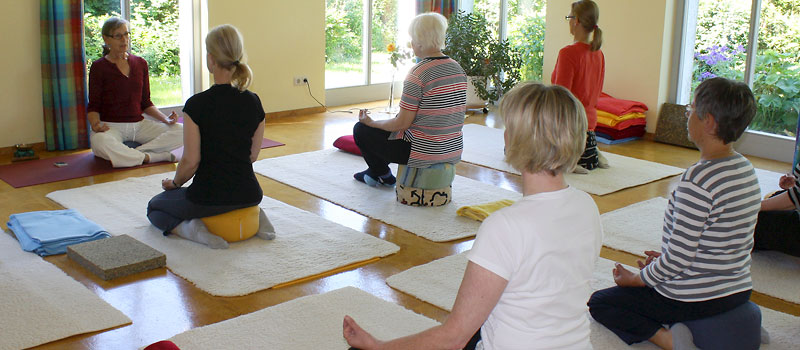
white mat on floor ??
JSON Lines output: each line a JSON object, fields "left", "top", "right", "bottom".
{"left": 0, "top": 232, "right": 130, "bottom": 350}
{"left": 46, "top": 173, "right": 399, "bottom": 297}
{"left": 460, "top": 124, "right": 684, "bottom": 195}
{"left": 601, "top": 197, "right": 800, "bottom": 304}
{"left": 164, "top": 286, "right": 439, "bottom": 349}
{"left": 253, "top": 149, "right": 522, "bottom": 242}
{"left": 756, "top": 167, "right": 788, "bottom": 198}
{"left": 387, "top": 252, "right": 800, "bottom": 349}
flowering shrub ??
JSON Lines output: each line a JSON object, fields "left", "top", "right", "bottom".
{"left": 692, "top": 0, "right": 800, "bottom": 136}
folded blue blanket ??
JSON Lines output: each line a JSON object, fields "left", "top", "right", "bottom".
{"left": 8, "top": 209, "right": 110, "bottom": 256}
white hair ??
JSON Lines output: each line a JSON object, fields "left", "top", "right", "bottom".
{"left": 409, "top": 12, "right": 448, "bottom": 51}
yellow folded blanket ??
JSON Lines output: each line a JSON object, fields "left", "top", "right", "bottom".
{"left": 456, "top": 199, "right": 515, "bottom": 222}
{"left": 597, "top": 110, "right": 645, "bottom": 127}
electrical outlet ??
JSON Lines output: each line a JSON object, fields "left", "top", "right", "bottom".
{"left": 294, "top": 76, "right": 307, "bottom": 86}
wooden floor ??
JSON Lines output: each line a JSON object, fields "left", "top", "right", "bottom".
{"left": 2, "top": 101, "right": 797, "bottom": 350}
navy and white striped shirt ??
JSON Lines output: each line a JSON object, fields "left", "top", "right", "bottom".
{"left": 788, "top": 162, "right": 800, "bottom": 212}
{"left": 641, "top": 153, "right": 761, "bottom": 302}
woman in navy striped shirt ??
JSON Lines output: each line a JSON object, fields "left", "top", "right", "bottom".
{"left": 754, "top": 162, "right": 800, "bottom": 256}
{"left": 588, "top": 77, "right": 761, "bottom": 349}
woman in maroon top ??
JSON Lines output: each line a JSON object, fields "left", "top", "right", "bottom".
{"left": 87, "top": 17, "right": 183, "bottom": 168}
{"left": 551, "top": 0, "right": 607, "bottom": 173}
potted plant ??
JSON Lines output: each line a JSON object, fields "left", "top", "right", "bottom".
{"left": 444, "top": 11, "right": 522, "bottom": 108}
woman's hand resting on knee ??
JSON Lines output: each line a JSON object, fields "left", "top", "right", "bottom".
{"left": 162, "top": 178, "right": 181, "bottom": 191}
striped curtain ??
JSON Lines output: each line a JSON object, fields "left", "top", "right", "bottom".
{"left": 41, "top": 0, "right": 89, "bottom": 150}
{"left": 416, "top": 0, "right": 458, "bottom": 18}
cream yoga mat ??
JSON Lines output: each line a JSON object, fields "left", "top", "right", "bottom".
{"left": 253, "top": 149, "right": 522, "bottom": 242}
{"left": 387, "top": 253, "right": 800, "bottom": 349}
{"left": 460, "top": 124, "right": 684, "bottom": 195}
{"left": 601, "top": 197, "right": 800, "bottom": 304}
{"left": 163, "top": 286, "right": 439, "bottom": 349}
{"left": 756, "top": 167, "right": 790, "bottom": 198}
{"left": 46, "top": 173, "right": 399, "bottom": 296}
{"left": 0, "top": 232, "right": 130, "bottom": 350}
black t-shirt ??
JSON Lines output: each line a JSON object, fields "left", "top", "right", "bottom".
{"left": 183, "top": 84, "right": 265, "bottom": 205}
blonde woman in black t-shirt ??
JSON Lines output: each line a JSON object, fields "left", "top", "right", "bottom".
{"left": 147, "top": 24, "right": 274, "bottom": 249}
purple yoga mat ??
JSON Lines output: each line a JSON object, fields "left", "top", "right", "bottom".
{"left": 0, "top": 138, "right": 284, "bottom": 188}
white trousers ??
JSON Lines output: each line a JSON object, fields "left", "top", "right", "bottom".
{"left": 90, "top": 119, "right": 183, "bottom": 168}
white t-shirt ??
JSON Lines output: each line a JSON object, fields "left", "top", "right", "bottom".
{"left": 468, "top": 186, "right": 603, "bottom": 350}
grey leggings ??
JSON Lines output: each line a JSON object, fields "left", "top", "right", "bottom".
{"left": 147, "top": 188, "right": 260, "bottom": 235}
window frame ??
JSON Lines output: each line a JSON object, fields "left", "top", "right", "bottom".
{"left": 673, "top": 0, "right": 795, "bottom": 163}
{"left": 324, "top": 0, "right": 415, "bottom": 106}
{"left": 91, "top": 0, "right": 203, "bottom": 114}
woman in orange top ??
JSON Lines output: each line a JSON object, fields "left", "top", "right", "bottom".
{"left": 551, "top": 0, "right": 605, "bottom": 173}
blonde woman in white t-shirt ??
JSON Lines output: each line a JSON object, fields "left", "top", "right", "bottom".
{"left": 342, "top": 83, "right": 603, "bottom": 350}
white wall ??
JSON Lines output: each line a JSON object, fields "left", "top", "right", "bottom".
{"left": 0, "top": 1, "right": 44, "bottom": 148}
{"left": 206, "top": 0, "right": 325, "bottom": 113}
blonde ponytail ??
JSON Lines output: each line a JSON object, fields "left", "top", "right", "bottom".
{"left": 572, "top": 0, "right": 602, "bottom": 51}
{"left": 591, "top": 27, "right": 603, "bottom": 52}
{"left": 206, "top": 24, "right": 253, "bottom": 91}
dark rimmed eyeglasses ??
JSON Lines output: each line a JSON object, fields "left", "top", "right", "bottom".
{"left": 565, "top": 15, "right": 576, "bottom": 20}
{"left": 105, "top": 32, "right": 130, "bottom": 40}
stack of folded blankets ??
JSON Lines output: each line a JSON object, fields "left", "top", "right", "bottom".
{"left": 595, "top": 92, "right": 648, "bottom": 144}
{"left": 7, "top": 209, "right": 110, "bottom": 256}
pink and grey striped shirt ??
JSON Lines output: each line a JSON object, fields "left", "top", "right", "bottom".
{"left": 391, "top": 56, "right": 467, "bottom": 168}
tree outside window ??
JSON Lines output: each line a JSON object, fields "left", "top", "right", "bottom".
{"left": 84, "top": 0, "right": 182, "bottom": 107}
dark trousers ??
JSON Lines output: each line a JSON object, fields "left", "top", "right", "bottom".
{"left": 352, "top": 122, "right": 410, "bottom": 177}
{"left": 147, "top": 188, "right": 259, "bottom": 234}
{"left": 464, "top": 328, "right": 481, "bottom": 350}
{"left": 588, "top": 286, "right": 751, "bottom": 345}
{"left": 579, "top": 131, "right": 599, "bottom": 170}
{"left": 754, "top": 209, "right": 800, "bottom": 257}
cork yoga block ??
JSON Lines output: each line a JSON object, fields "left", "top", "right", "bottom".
{"left": 67, "top": 234, "right": 165, "bottom": 281}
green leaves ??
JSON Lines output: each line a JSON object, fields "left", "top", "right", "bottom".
{"left": 693, "top": 0, "right": 800, "bottom": 136}
{"left": 443, "top": 11, "right": 523, "bottom": 104}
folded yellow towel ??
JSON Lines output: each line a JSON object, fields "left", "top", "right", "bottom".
{"left": 597, "top": 110, "right": 646, "bottom": 127}
{"left": 456, "top": 199, "right": 515, "bottom": 222}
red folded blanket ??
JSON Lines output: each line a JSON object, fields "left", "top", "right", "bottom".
{"left": 598, "top": 92, "right": 648, "bottom": 116}
{"left": 595, "top": 125, "right": 646, "bottom": 140}
{"left": 597, "top": 117, "right": 647, "bottom": 131}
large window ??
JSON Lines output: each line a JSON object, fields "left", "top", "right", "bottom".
{"left": 84, "top": 0, "right": 195, "bottom": 108}
{"left": 679, "top": 0, "right": 799, "bottom": 140}
{"left": 325, "top": 0, "right": 415, "bottom": 89}
{"left": 472, "top": 0, "right": 546, "bottom": 81}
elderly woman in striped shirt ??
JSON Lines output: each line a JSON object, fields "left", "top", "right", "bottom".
{"left": 352, "top": 12, "right": 467, "bottom": 186}
{"left": 588, "top": 77, "right": 761, "bottom": 349}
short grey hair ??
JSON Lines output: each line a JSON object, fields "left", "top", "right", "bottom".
{"left": 409, "top": 12, "right": 448, "bottom": 51}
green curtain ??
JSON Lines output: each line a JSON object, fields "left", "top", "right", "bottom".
{"left": 416, "top": 0, "right": 458, "bottom": 18}
{"left": 41, "top": 0, "right": 89, "bottom": 150}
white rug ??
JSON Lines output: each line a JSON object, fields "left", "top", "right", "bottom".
{"left": 755, "top": 167, "right": 788, "bottom": 198}
{"left": 164, "top": 286, "right": 439, "bottom": 349}
{"left": 46, "top": 173, "right": 399, "bottom": 297}
{"left": 0, "top": 232, "right": 131, "bottom": 350}
{"left": 601, "top": 197, "right": 800, "bottom": 304}
{"left": 387, "top": 252, "right": 800, "bottom": 349}
{"left": 460, "top": 124, "right": 684, "bottom": 195}
{"left": 253, "top": 149, "right": 522, "bottom": 242}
